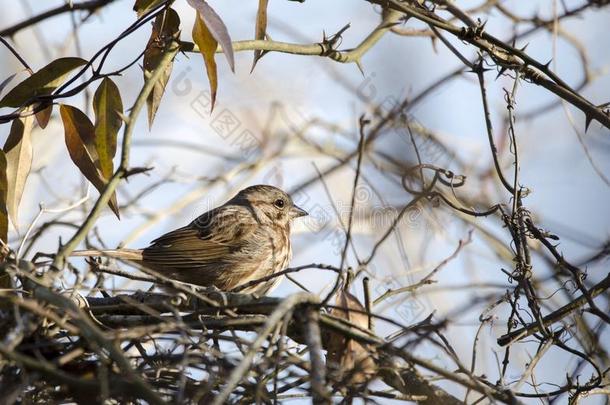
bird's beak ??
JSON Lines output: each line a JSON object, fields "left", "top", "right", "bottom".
{"left": 290, "top": 204, "right": 308, "bottom": 218}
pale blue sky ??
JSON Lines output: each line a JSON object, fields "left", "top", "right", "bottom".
{"left": 1, "top": 1, "right": 609, "bottom": 403}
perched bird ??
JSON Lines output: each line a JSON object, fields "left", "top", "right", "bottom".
{"left": 72, "top": 185, "right": 307, "bottom": 295}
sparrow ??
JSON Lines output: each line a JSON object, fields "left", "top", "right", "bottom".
{"left": 72, "top": 185, "right": 307, "bottom": 295}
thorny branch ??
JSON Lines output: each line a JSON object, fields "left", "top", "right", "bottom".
{"left": 1, "top": 0, "right": 609, "bottom": 404}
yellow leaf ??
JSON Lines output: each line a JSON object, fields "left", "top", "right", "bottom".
{"left": 251, "top": 0, "right": 269, "bottom": 72}
{"left": 60, "top": 104, "right": 120, "bottom": 219}
{"left": 3, "top": 108, "right": 34, "bottom": 229}
{"left": 192, "top": 11, "right": 218, "bottom": 111}
{"left": 187, "top": 0, "right": 234, "bottom": 71}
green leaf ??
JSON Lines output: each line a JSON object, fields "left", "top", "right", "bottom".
{"left": 251, "top": 0, "right": 269, "bottom": 72}
{"left": 192, "top": 11, "right": 218, "bottom": 111}
{"left": 143, "top": 8, "right": 180, "bottom": 128}
{"left": 0, "top": 150, "right": 8, "bottom": 245}
{"left": 93, "top": 78, "right": 123, "bottom": 179}
{"left": 3, "top": 109, "right": 34, "bottom": 229}
{"left": 0, "top": 57, "right": 87, "bottom": 108}
{"left": 133, "top": 0, "right": 167, "bottom": 17}
{"left": 187, "top": 0, "right": 235, "bottom": 72}
{"left": 59, "top": 104, "right": 120, "bottom": 219}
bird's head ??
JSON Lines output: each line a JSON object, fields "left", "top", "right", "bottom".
{"left": 231, "top": 185, "right": 308, "bottom": 226}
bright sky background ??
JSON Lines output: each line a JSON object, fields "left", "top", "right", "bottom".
{"left": 1, "top": 1, "right": 609, "bottom": 403}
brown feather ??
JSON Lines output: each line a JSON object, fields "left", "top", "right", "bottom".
{"left": 71, "top": 248, "right": 143, "bottom": 261}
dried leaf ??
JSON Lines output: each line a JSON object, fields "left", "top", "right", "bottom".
{"left": 331, "top": 291, "right": 370, "bottom": 333}
{"left": 327, "top": 291, "right": 377, "bottom": 386}
{"left": 187, "top": 0, "right": 235, "bottom": 71}
{"left": 35, "top": 103, "right": 53, "bottom": 129}
{"left": 93, "top": 78, "right": 123, "bottom": 179}
{"left": 3, "top": 109, "right": 34, "bottom": 229}
{"left": 59, "top": 104, "right": 119, "bottom": 218}
{"left": 0, "top": 150, "right": 8, "bottom": 245}
{"left": 251, "top": 0, "right": 269, "bottom": 72}
{"left": 61, "top": 105, "right": 101, "bottom": 175}
{"left": 0, "top": 57, "right": 87, "bottom": 108}
{"left": 192, "top": 11, "right": 218, "bottom": 111}
{"left": 143, "top": 8, "right": 180, "bottom": 128}
{"left": 133, "top": 0, "right": 166, "bottom": 17}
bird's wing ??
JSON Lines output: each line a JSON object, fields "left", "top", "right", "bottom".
{"left": 142, "top": 206, "right": 257, "bottom": 269}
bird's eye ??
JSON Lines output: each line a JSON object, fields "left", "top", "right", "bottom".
{"left": 274, "top": 198, "right": 285, "bottom": 209}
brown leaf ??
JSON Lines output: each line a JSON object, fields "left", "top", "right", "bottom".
{"left": 251, "top": 0, "right": 269, "bottom": 72}
{"left": 327, "top": 291, "right": 377, "bottom": 386}
{"left": 0, "top": 57, "right": 87, "bottom": 108}
{"left": 93, "top": 78, "right": 123, "bottom": 179}
{"left": 35, "top": 103, "right": 53, "bottom": 129}
{"left": 3, "top": 109, "right": 34, "bottom": 229}
{"left": 143, "top": 8, "right": 180, "bottom": 129}
{"left": 0, "top": 150, "right": 8, "bottom": 245}
{"left": 59, "top": 104, "right": 119, "bottom": 218}
{"left": 133, "top": 0, "right": 166, "bottom": 17}
{"left": 192, "top": 11, "right": 218, "bottom": 111}
{"left": 187, "top": 0, "right": 235, "bottom": 70}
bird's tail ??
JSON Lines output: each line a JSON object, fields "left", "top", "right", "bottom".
{"left": 71, "top": 248, "right": 143, "bottom": 261}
